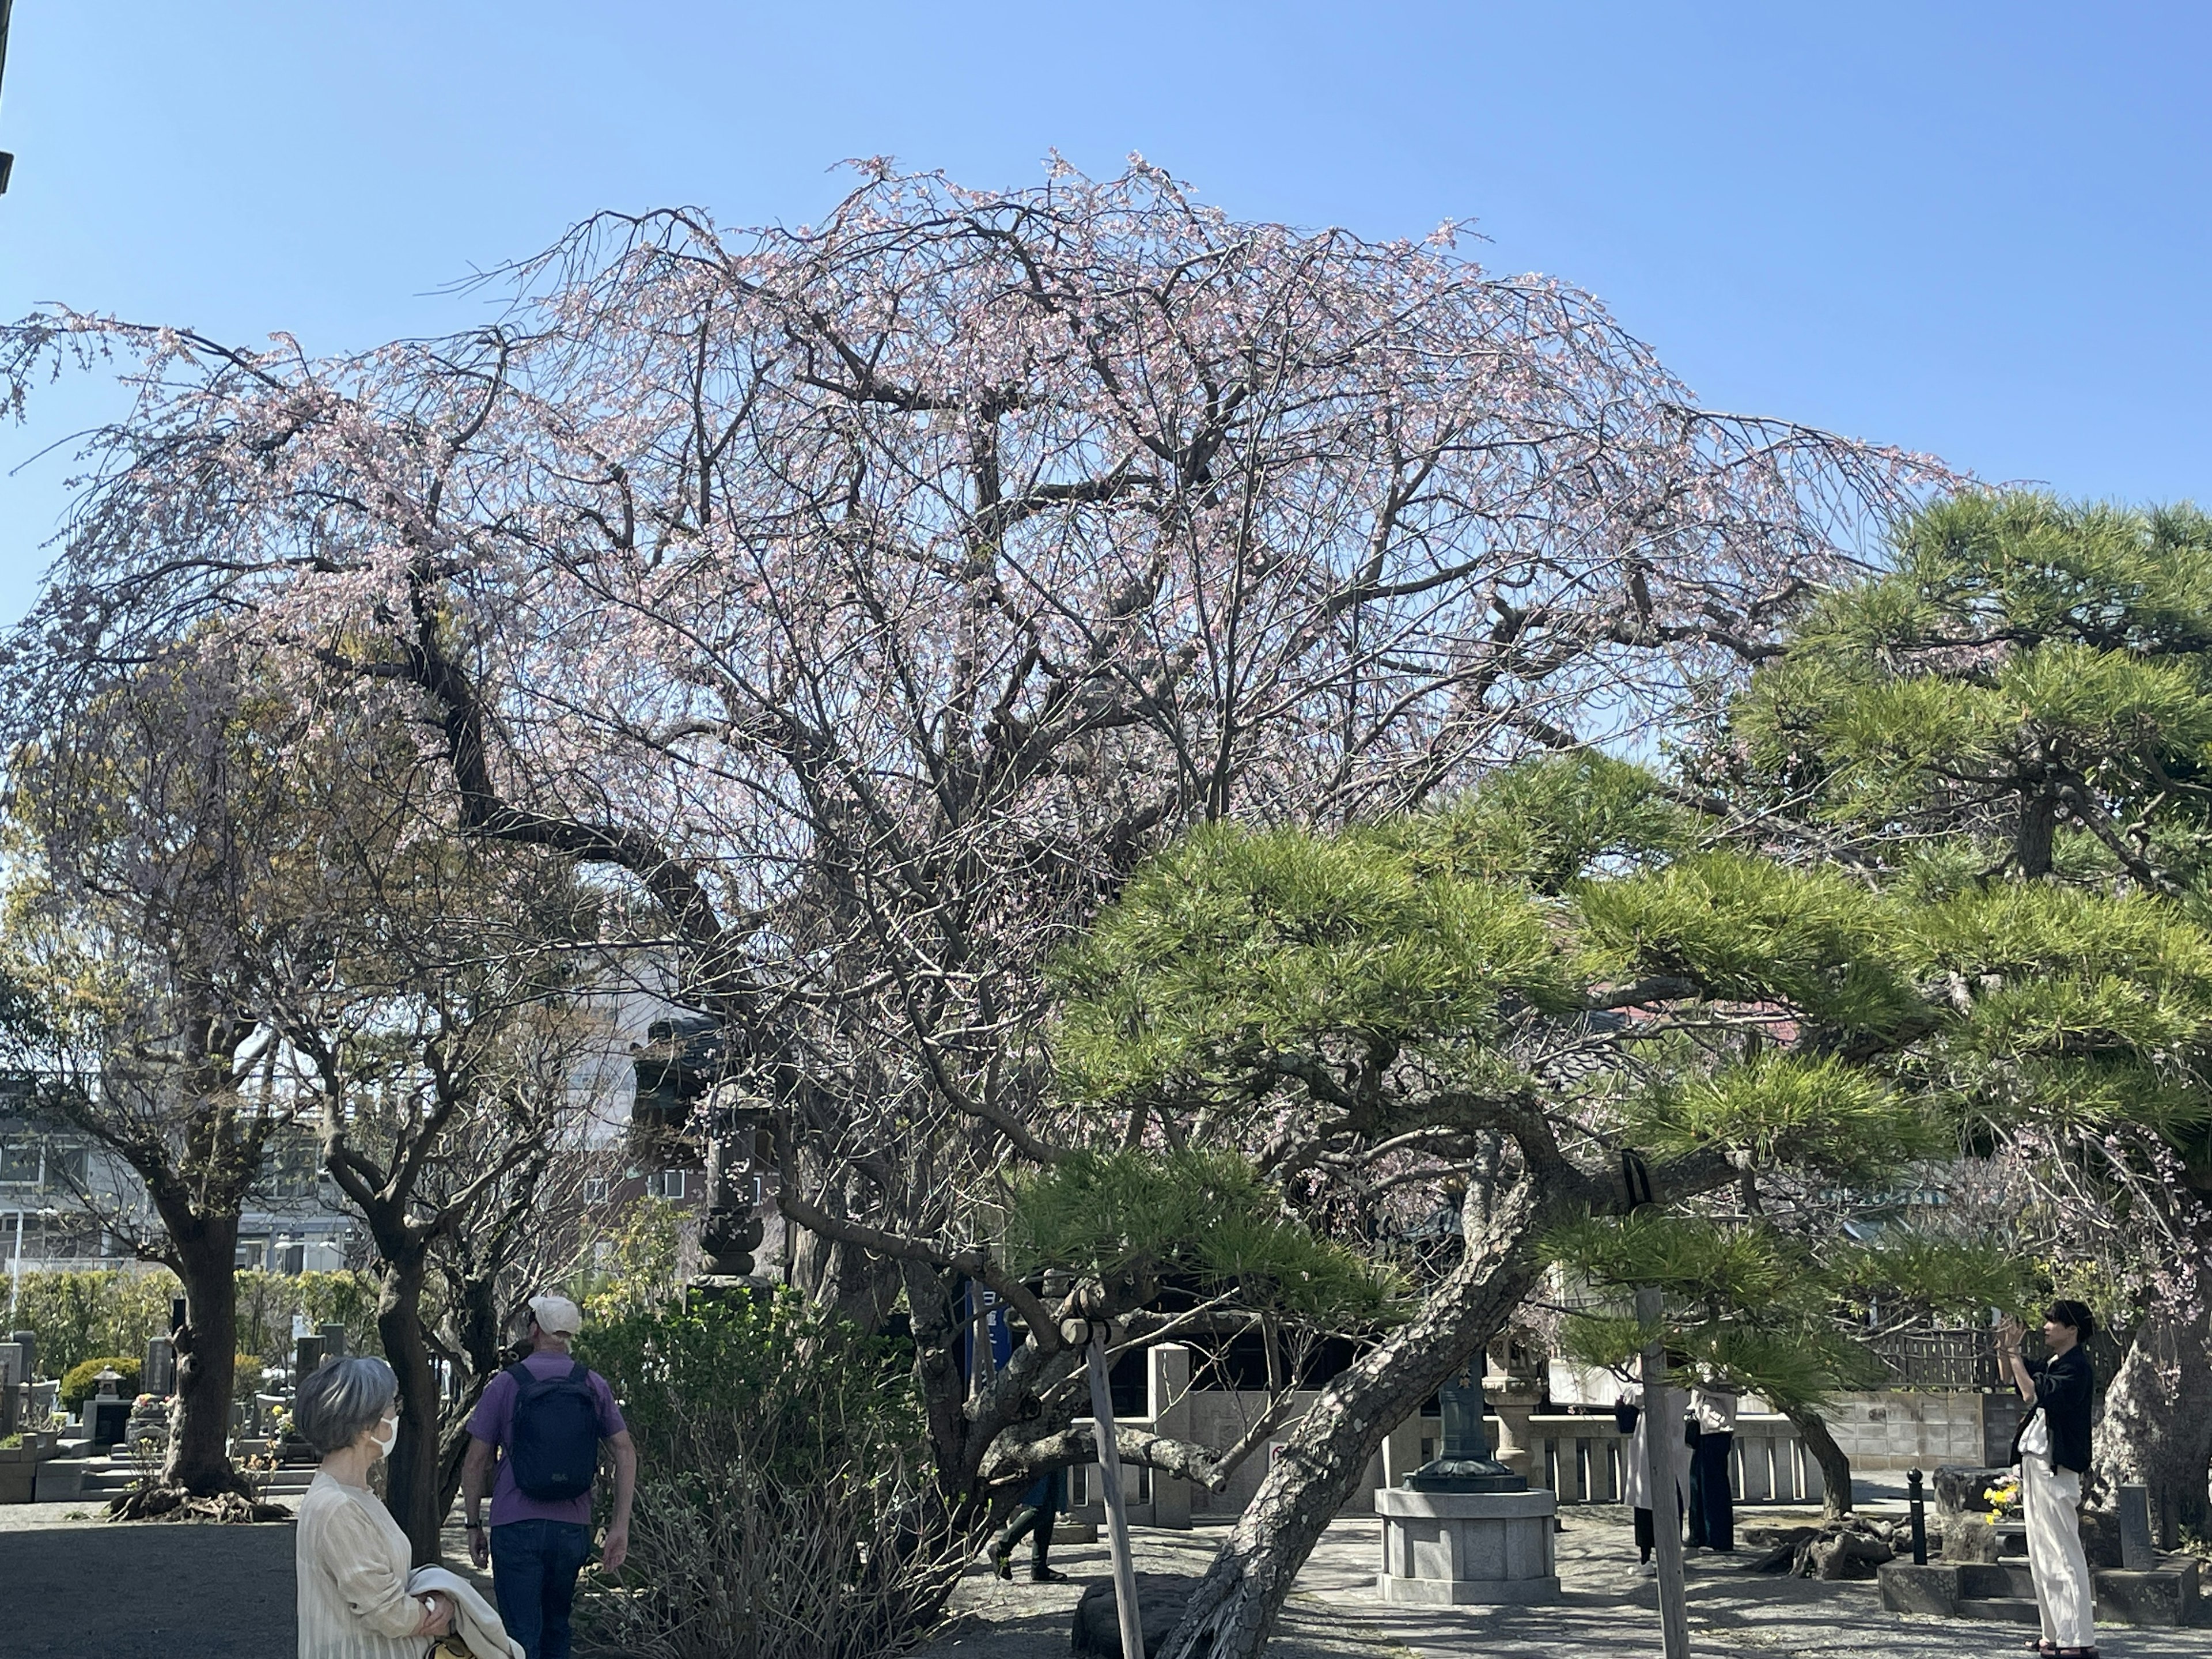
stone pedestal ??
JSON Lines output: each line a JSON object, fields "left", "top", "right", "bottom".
{"left": 1376, "top": 1486, "right": 1560, "bottom": 1604}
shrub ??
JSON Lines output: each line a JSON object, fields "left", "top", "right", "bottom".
{"left": 10, "top": 1268, "right": 382, "bottom": 1380}
{"left": 11, "top": 1270, "right": 177, "bottom": 1377}
{"left": 575, "top": 1290, "right": 959, "bottom": 1659}
{"left": 60, "top": 1355, "right": 142, "bottom": 1412}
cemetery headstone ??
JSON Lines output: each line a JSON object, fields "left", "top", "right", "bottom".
{"left": 318, "top": 1323, "right": 347, "bottom": 1360}
{"left": 2118, "top": 1483, "right": 2155, "bottom": 1572}
{"left": 86, "top": 1369, "right": 130, "bottom": 1448}
{"left": 8, "top": 1331, "right": 33, "bottom": 1381}
{"left": 143, "top": 1336, "right": 176, "bottom": 1396}
{"left": 0, "top": 1343, "right": 22, "bottom": 1437}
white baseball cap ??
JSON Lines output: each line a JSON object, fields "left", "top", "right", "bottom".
{"left": 528, "top": 1294, "right": 584, "bottom": 1336}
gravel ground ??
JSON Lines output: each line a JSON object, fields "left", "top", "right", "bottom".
{"left": 918, "top": 1506, "right": 2207, "bottom": 1659}
{"left": 3, "top": 1497, "right": 2198, "bottom": 1659}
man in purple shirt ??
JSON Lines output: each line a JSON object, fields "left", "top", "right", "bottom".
{"left": 462, "top": 1294, "right": 636, "bottom": 1659}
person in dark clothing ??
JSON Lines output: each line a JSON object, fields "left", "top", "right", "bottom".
{"left": 1687, "top": 1382, "right": 1738, "bottom": 1553}
{"left": 988, "top": 1467, "right": 1069, "bottom": 1583}
{"left": 1998, "top": 1301, "right": 2098, "bottom": 1659}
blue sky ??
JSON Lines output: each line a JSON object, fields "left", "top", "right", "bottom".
{"left": 2, "top": 3, "right": 2206, "bottom": 623}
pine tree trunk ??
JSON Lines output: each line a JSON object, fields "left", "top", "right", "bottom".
{"left": 165, "top": 1220, "right": 247, "bottom": 1498}
{"left": 377, "top": 1252, "right": 446, "bottom": 1564}
{"left": 2095, "top": 1293, "right": 2212, "bottom": 1548}
{"left": 1781, "top": 1404, "right": 1853, "bottom": 1520}
{"left": 1156, "top": 1189, "right": 1544, "bottom": 1659}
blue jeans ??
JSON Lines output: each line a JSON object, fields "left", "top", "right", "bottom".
{"left": 489, "top": 1518, "right": 593, "bottom": 1659}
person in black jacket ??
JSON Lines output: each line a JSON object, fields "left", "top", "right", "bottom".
{"left": 1997, "top": 1301, "right": 2097, "bottom": 1659}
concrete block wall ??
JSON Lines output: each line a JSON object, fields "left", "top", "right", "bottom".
{"left": 1821, "top": 1391, "right": 1990, "bottom": 1471}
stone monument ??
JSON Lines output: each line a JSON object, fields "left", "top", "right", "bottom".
{"left": 85, "top": 1369, "right": 131, "bottom": 1448}
{"left": 0, "top": 1342, "right": 22, "bottom": 1438}
{"left": 143, "top": 1336, "right": 176, "bottom": 1397}
{"left": 1377, "top": 1362, "right": 1560, "bottom": 1604}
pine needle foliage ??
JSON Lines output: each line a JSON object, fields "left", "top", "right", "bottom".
{"left": 1050, "top": 817, "right": 1580, "bottom": 1105}
{"left": 1626, "top": 1051, "right": 1942, "bottom": 1179}
{"left": 1574, "top": 852, "right": 1923, "bottom": 1036}
{"left": 1546, "top": 1213, "right": 2033, "bottom": 1408}
{"left": 1373, "top": 753, "right": 1696, "bottom": 893}
{"left": 1001, "top": 1148, "right": 1407, "bottom": 1327}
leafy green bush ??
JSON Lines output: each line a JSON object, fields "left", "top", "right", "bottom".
{"left": 576, "top": 1290, "right": 955, "bottom": 1659}
{"left": 11, "top": 1271, "right": 176, "bottom": 1378}
{"left": 60, "top": 1355, "right": 141, "bottom": 1412}
{"left": 10, "top": 1268, "right": 381, "bottom": 1380}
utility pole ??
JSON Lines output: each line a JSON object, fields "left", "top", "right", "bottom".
{"left": 1637, "top": 1283, "right": 1691, "bottom": 1659}
{"left": 1086, "top": 1330, "right": 1146, "bottom": 1659}
{"left": 0, "top": 0, "right": 16, "bottom": 192}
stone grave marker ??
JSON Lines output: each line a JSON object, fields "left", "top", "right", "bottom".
{"left": 144, "top": 1336, "right": 176, "bottom": 1396}
{"left": 2118, "top": 1483, "right": 2155, "bottom": 1571}
{"left": 85, "top": 1369, "right": 130, "bottom": 1447}
{"left": 0, "top": 1343, "right": 22, "bottom": 1437}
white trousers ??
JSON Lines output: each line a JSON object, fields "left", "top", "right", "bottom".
{"left": 2021, "top": 1456, "right": 2094, "bottom": 1648}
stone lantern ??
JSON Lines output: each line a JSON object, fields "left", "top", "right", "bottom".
{"left": 1378, "top": 1358, "right": 1559, "bottom": 1605}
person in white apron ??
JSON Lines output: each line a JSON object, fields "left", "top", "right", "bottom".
{"left": 1613, "top": 1382, "right": 1689, "bottom": 1576}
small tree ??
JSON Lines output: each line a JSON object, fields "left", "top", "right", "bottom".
{"left": 0, "top": 651, "right": 334, "bottom": 1504}
{"left": 1051, "top": 762, "right": 1955, "bottom": 1658}
{"left": 1719, "top": 491, "right": 2212, "bottom": 1542}
{"left": 1550, "top": 1213, "right": 2036, "bottom": 1518}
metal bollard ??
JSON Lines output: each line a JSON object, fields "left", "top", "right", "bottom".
{"left": 1907, "top": 1468, "right": 1927, "bottom": 1565}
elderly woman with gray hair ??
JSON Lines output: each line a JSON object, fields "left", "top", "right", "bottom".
{"left": 294, "top": 1356, "right": 456, "bottom": 1658}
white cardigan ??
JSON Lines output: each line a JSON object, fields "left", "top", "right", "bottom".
{"left": 296, "top": 1471, "right": 435, "bottom": 1659}
{"left": 1623, "top": 1385, "right": 1690, "bottom": 1512}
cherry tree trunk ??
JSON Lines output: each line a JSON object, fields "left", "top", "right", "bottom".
{"left": 2096, "top": 1294, "right": 2212, "bottom": 1548}
{"left": 1156, "top": 1203, "right": 1544, "bottom": 1659}
{"left": 377, "top": 1252, "right": 446, "bottom": 1564}
{"left": 1781, "top": 1404, "right": 1854, "bottom": 1520}
{"left": 164, "top": 1221, "right": 247, "bottom": 1498}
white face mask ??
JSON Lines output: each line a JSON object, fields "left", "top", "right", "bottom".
{"left": 369, "top": 1411, "right": 399, "bottom": 1456}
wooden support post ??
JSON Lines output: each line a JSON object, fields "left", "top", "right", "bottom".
{"left": 1637, "top": 1285, "right": 1690, "bottom": 1659}
{"left": 1088, "top": 1333, "right": 1147, "bottom": 1659}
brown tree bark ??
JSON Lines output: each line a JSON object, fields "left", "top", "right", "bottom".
{"left": 2095, "top": 1294, "right": 2212, "bottom": 1548}
{"left": 1781, "top": 1403, "right": 1854, "bottom": 1521}
{"left": 375, "top": 1252, "right": 445, "bottom": 1565}
{"left": 161, "top": 1215, "right": 249, "bottom": 1498}
{"left": 1156, "top": 1184, "right": 1544, "bottom": 1659}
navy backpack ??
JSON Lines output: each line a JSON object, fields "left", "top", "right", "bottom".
{"left": 504, "top": 1359, "right": 602, "bottom": 1501}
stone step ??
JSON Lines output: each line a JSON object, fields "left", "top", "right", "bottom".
{"left": 1958, "top": 1562, "right": 2038, "bottom": 1600}
{"left": 1956, "top": 1597, "right": 2043, "bottom": 1624}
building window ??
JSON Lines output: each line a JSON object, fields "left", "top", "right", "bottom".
{"left": 582, "top": 1176, "right": 611, "bottom": 1204}
{"left": 648, "top": 1169, "right": 686, "bottom": 1200}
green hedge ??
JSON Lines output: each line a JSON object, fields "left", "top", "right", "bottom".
{"left": 9, "top": 1268, "right": 382, "bottom": 1378}
{"left": 59, "top": 1355, "right": 142, "bottom": 1412}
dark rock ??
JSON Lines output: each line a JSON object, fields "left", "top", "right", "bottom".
{"left": 1744, "top": 1526, "right": 1818, "bottom": 1573}
{"left": 2077, "top": 1506, "right": 2124, "bottom": 1570}
{"left": 1944, "top": 1516, "right": 2001, "bottom": 1563}
{"left": 1072, "top": 1575, "right": 1198, "bottom": 1659}
{"left": 1808, "top": 1529, "right": 1895, "bottom": 1581}
{"left": 1932, "top": 1464, "right": 2010, "bottom": 1521}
